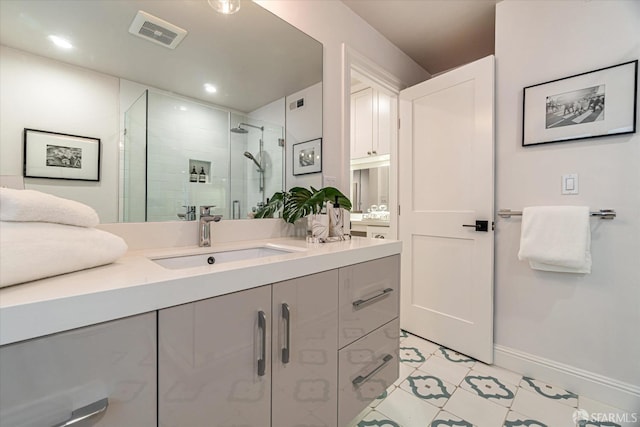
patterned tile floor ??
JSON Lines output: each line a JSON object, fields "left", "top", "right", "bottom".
{"left": 347, "top": 330, "right": 636, "bottom": 427}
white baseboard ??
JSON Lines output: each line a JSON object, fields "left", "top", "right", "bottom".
{"left": 494, "top": 344, "right": 640, "bottom": 412}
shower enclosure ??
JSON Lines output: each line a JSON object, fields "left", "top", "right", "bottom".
{"left": 122, "top": 90, "right": 284, "bottom": 222}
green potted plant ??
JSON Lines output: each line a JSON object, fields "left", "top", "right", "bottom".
{"left": 255, "top": 186, "right": 352, "bottom": 224}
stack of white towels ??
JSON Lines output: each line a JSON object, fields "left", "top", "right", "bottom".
{"left": 0, "top": 188, "right": 128, "bottom": 288}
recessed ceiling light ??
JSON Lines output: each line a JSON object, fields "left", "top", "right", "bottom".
{"left": 204, "top": 84, "right": 217, "bottom": 94}
{"left": 48, "top": 35, "right": 73, "bottom": 49}
{"left": 179, "top": 106, "right": 187, "bottom": 111}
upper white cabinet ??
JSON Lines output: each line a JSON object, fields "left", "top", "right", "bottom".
{"left": 0, "top": 313, "right": 157, "bottom": 427}
{"left": 351, "top": 87, "right": 392, "bottom": 159}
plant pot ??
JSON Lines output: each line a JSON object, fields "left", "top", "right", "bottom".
{"left": 308, "top": 214, "right": 329, "bottom": 240}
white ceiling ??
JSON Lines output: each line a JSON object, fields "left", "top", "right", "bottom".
{"left": 342, "top": 0, "right": 500, "bottom": 75}
{"left": 0, "top": 0, "right": 322, "bottom": 113}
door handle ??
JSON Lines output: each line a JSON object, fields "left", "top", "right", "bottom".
{"left": 51, "top": 398, "right": 108, "bottom": 427}
{"left": 281, "top": 303, "right": 290, "bottom": 364}
{"left": 462, "top": 220, "right": 489, "bottom": 232}
{"left": 257, "top": 310, "right": 267, "bottom": 376}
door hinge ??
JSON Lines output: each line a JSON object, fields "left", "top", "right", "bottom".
{"left": 398, "top": 205, "right": 400, "bottom": 216}
{"left": 123, "top": 128, "right": 127, "bottom": 136}
{"left": 397, "top": 118, "right": 401, "bottom": 130}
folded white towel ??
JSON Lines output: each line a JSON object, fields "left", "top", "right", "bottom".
{"left": 517, "top": 206, "right": 591, "bottom": 274}
{"left": 0, "top": 188, "right": 99, "bottom": 228}
{"left": 0, "top": 222, "right": 128, "bottom": 287}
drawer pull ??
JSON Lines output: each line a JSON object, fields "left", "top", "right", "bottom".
{"left": 282, "top": 303, "right": 291, "bottom": 364}
{"left": 352, "top": 288, "right": 393, "bottom": 309}
{"left": 258, "top": 310, "right": 267, "bottom": 377}
{"left": 352, "top": 354, "right": 393, "bottom": 387}
{"left": 51, "top": 397, "right": 108, "bottom": 427}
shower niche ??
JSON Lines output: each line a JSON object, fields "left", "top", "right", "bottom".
{"left": 188, "top": 160, "right": 211, "bottom": 184}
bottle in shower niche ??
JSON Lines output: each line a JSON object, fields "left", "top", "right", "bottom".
{"left": 190, "top": 166, "right": 198, "bottom": 182}
{"left": 198, "top": 167, "right": 206, "bottom": 183}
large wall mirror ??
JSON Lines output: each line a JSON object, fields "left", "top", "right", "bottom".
{"left": 0, "top": 0, "right": 323, "bottom": 223}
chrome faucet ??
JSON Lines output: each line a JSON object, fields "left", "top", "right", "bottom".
{"left": 177, "top": 205, "right": 196, "bottom": 221}
{"left": 199, "top": 205, "right": 222, "bottom": 247}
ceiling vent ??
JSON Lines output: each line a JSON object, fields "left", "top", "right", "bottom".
{"left": 128, "top": 10, "right": 187, "bottom": 49}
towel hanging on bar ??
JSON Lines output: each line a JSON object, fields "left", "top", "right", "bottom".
{"left": 517, "top": 206, "right": 592, "bottom": 274}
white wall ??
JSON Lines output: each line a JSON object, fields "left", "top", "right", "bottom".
{"left": 0, "top": 46, "right": 120, "bottom": 222}
{"left": 285, "top": 82, "right": 323, "bottom": 190}
{"left": 495, "top": 0, "right": 640, "bottom": 409}
{"left": 256, "top": 0, "right": 429, "bottom": 195}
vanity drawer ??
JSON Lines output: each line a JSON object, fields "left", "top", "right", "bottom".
{"left": 0, "top": 313, "right": 157, "bottom": 427}
{"left": 338, "top": 318, "right": 399, "bottom": 427}
{"left": 338, "top": 255, "right": 400, "bottom": 348}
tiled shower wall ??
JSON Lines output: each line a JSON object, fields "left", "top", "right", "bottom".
{"left": 146, "top": 92, "right": 230, "bottom": 222}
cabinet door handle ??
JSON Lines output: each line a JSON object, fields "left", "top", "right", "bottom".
{"left": 51, "top": 397, "right": 108, "bottom": 427}
{"left": 352, "top": 354, "right": 393, "bottom": 387}
{"left": 281, "top": 303, "right": 290, "bottom": 364}
{"left": 352, "top": 288, "right": 394, "bottom": 309}
{"left": 258, "top": 310, "right": 267, "bottom": 377}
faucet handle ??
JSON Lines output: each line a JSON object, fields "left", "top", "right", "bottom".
{"left": 200, "top": 205, "right": 216, "bottom": 216}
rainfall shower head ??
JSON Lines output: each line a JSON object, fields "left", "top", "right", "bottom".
{"left": 231, "top": 122, "right": 264, "bottom": 134}
{"left": 244, "top": 151, "right": 263, "bottom": 171}
{"left": 230, "top": 125, "right": 248, "bottom": 134}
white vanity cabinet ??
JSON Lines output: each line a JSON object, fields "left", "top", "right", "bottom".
{"left": 158, "top": 285, "right": 272, "bottom": 427}
{"left": 158, "top": 270, "right": 339, "bottom": 427}
{"left": 0, "top": 239, "right": 401, "bottom": 427}
{"left": 0, "top": 312, "right": 157, "bottom": 427}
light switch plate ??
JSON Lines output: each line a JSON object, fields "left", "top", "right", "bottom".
{"left": 562, "top": 174, "right": 579, "bottom": 195}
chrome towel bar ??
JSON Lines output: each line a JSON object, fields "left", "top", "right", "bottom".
{"left": 498, "top": 209, "right": 616, "bottom": 220}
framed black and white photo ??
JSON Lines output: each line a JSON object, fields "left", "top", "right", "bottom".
{"left": 523, "top": 60, "right": 637, "bottom": 146}
{"left": 292, "top": 138, "right": 322, "bottom": 176}
{"left": 24, "top": 129, "right": 101, "bottom": 181}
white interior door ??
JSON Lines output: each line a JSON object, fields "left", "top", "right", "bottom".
{"left": 399, "top": 55, "right": 495, "bottom": 363}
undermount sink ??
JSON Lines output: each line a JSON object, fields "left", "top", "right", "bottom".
{"left": 151, "top": 246, "right": 296, "bottom": 270}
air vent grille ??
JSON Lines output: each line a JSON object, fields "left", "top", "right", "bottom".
{"left": 128, "top": 10, "right": 187, "bottom": 50}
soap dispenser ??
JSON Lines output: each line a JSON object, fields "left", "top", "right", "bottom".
{"left": 329, "top": 195, "right": 344, "bottom": 238}
{"left": 190, "top": 166, "right": 198, "bottom": 182}
{"left": 198, "top": 167, "right": 206, "bottom": 183}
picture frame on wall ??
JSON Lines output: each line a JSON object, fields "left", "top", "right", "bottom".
{"left": 23, "top": 128, "right": 101, "bottom": 181}
{"left": 522, "top": 60, "right": 638, "bottom": 146}
{"left": 292, "top": 138, "right": 322, "bottom": 176}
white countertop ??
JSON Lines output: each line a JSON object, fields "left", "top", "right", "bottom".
{"left": 0, "top": 236, "right": 401, "bottom": 346}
